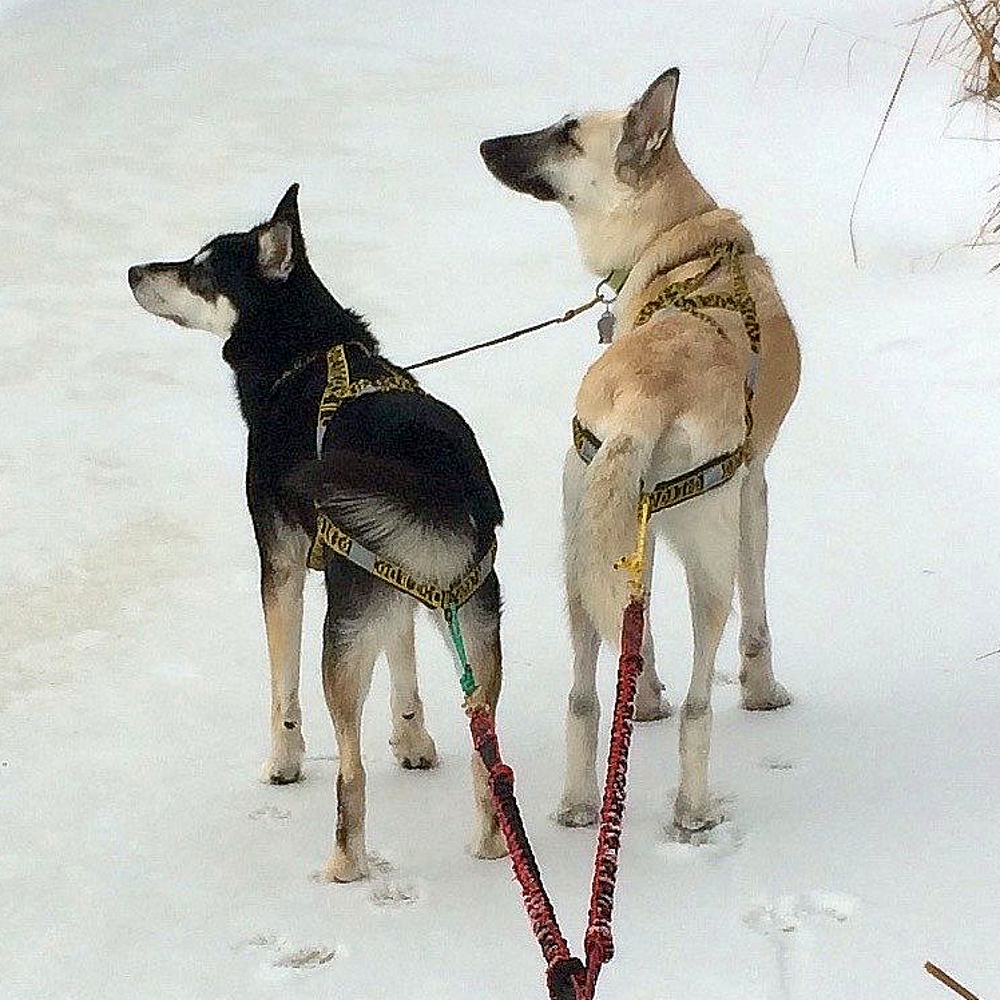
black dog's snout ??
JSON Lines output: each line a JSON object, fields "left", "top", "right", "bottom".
{"left": 479, "top": 136, "right": 524, "bottom": 177}
{"left": 127, "top": 265, "right": 143, "bottom": 289}
{"left": 479, "top": 137, "right": 504, "bottom": 169}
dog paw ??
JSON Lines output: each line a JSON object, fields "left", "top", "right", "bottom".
{"left": 261, "top": 721, "right": 306, "bottom": 783}
{"left": 672, "top": 798, "right": 724, "bottom": 842}
{"left": 634, "top": 691, "right": 673, "bottom": 722}
{"left": 472, "top": 829, "right": 508, "bottom": 860}
{"left": 321, "top": 851, "right": 368, "bottom": 884}
{"left": 742, "top": 681, "right": 792, "bottom": 712}
{"left": 389, "top": 728, "right": 438, "bottom": 770}
{"left": 670, "top": 820, "right": 720, "bottom": 844}
{"left": 261, "top": 730, "right": 305, "bottom": 784}
{"left": 556, "top": 798, "right": 600, "bottom": 828}
{"left": 261, "top": 758, "right": 302, "bottom": 785}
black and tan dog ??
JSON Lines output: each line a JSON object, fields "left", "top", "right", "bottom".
{"left": 128, "top": 186, "right": 506, "bottom": 880}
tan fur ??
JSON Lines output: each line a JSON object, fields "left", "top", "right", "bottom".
{"left": 583, "top": 207, "right": 800, "bottom": 464}
{"left": 552, "top": 120, "right": 717, "bottom": 273}
{"left": 483, "top": 69, "right": 801, "bottom": 831}
{"left": 544, "top": 79, "right": 799, "bottom": 834}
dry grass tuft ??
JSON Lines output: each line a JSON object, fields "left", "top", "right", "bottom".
{"left": 923, "top": 1, "right": 1000, "bottom": 105}
{"left": 921, "top": 3, "right": 1000, "bottom": 253}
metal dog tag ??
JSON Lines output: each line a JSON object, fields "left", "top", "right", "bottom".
{"left": 597, "top": 308, "right": 615, "bottom": 344}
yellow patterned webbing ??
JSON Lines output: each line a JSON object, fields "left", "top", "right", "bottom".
{"left": 316, "top": 343, "right": 423, "bottom": 432}
{"left": 633, "top": 241, "right": 759, "bottom": 439}
{"left": 572, "top": 242, "right": 761, "bottom": 588}
{"left": 307, "top": 343, "right": 495, "bottom": 612}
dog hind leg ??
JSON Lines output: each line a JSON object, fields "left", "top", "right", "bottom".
{"left": 738, "top": 462, "right": 791, "bottom": 711}
{"left": 449, "top": 573, "right": 507, "bottom": 861}
{"left": 386, "top": 609, "right": 438, "bottom": 770}
{"left": 634, "top": 543, "right": 672, "bottom": 721}
{"left": 669, "top": 488, "right": 740, "bottom": 836}
{"left": 557, "top": 589, "right": 602, "bottom": 827}
{"left": 321, "top": 617, "right": 378, "bottom": 883}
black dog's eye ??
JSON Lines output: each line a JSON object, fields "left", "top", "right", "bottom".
{"left": 559, "top": 117, "right": 582, "bottom": 152}
{"left": 188, "top": 259, "right": 216, "bottom": 296}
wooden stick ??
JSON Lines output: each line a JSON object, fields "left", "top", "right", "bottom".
{"left": 926, "top": 961, "right": 983, "bottom": 1000}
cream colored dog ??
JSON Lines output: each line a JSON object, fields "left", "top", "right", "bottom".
{"left": 481, "top": 68, "right": 800, "bottom": 836}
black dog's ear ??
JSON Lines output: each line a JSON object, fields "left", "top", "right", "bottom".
{"left": 615, "top": 68, "right": 680, "bottom": 187}
{"left": 258, "top": 183, "right": 302, "bottom": 279}
{"left": 270, "top": 183, "right": 301, "bottom": 230}
{"left": 257, "top": 220, "right": 295, "bottom": 280}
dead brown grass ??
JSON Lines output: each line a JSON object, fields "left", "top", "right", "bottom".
{"left": 921, "top": 3, "right": 1000, "bottom": 252}
{"left": 923, "top": 1, "right": 1000, "bottom": 105}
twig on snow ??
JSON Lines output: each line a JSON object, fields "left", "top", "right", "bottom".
{"left": 925, "top": 961, "right": 983, "bottom": 1000}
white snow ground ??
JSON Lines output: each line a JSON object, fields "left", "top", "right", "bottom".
{"left": 2, "top": 1, "right": 999, "bottom": 998}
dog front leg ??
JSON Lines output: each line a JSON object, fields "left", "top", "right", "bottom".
{"left": 259, "top": 526, "right": 308, "bottom": 784}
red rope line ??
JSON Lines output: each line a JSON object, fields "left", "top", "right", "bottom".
{"left": 466, "top": 595, "right": 646, "bottom": 1000}
{"left": 468, "top": 709, "right": 586, "bottom": 1000}
{"left": 583, "top": 596, "right": 645, "bottom": 997}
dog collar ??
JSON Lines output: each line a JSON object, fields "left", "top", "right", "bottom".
{"left": 268, "top": 350, "right": 324, "bottom": 397}
{"left": 604, "top": 266, "right": 632, "bottom": 295}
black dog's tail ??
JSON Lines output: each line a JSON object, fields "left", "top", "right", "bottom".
{"left": 289, "top": 447, "right": 501, "bottom": 585}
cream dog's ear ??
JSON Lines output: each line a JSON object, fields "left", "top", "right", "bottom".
{"left": 615, "top": 67, "right": 680, "bottom": 187}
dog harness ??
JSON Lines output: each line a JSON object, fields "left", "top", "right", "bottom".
{"left": 303, "top": 341, "right": 496, "bottom": 612}
{"left": 572, "top": 241, "right": 759, "bottom": 532}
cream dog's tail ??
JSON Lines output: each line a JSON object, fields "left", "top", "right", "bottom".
{"left": 565, "top": 397, "right": 676, "bottom": 642}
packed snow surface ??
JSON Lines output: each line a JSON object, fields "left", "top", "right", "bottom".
{"left": 1, "top": 1, "right": 998, "bottom": 998}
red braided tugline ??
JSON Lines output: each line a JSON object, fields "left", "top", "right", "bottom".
{"left": 465, "top": 595, "right": 645, "bottom": 1000}
{"left": 583, "top": 596, "right": 646, "bottom": 997}
{"left": 468, "top": 708, "right": 587, "bottom": 1000}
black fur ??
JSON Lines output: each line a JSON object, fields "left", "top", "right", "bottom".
{"left": 131, "top": 184, "right": 502, "bottom": 597}
{"left": 129, "top": 188, "right": 505, "bottom": 865}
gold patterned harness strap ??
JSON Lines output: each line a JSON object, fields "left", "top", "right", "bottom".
{"left": 632, "top": 240, "right": 760, "bottom": 439}
{"left": 305, "top": 342, "right": 496, "bottom": 612}
{"left": 315, "top": 342, "right": 426, "bottom": 456}
{"left": 572, "top": 241, "right": 760, "bottom": 590}
{"left": 309, "top": 511, "right": 497, "bottom": 610}
{"left": 572, "top": 416, "right": 747, "bottom": 518}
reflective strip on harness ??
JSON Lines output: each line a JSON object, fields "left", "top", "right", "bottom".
{"left": 309, "top": 510, "right": 496, "bottom": 611}
{"left": 306, "top": 341, "right": 495, "bottom": 611}
{"left": 572, "top": 416, "right": 603, "bottom": 465}
{"left": 572, "top": 418, "right": 745, "bottom": 516}
{"left": 643, "top": 444, "right": 745, "bottom": 515}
